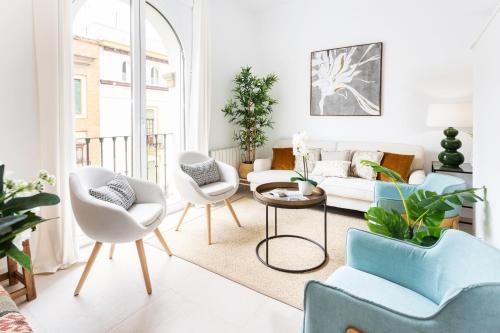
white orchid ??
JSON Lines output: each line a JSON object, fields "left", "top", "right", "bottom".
{"left": 292, "top": 131, "right": 309, "bottom": 158}
{"left": 312, "top": 44, "right": 380, "bottom": 115}
{"left": 2, "top": 169, "right": 56, "bottom": 198}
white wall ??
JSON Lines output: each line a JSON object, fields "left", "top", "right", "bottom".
{"left": 208, "top": 0, "right": 256, "bottom": 150}
{"left": 473, "top": 6, "right": 500, "bottom": 247}
{"left": 0, "top": 0, "right": 40, "bottom": 178}
{"left": 243, "top": 0, "right": 489, "bottom": 167}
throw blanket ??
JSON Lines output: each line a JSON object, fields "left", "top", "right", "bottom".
{"left": 0, "top": 286, "right": 32, "bottom": 332}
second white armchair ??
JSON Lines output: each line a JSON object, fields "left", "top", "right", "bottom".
{"left": 173, "top": 152, "right": 242, "bottom": 245}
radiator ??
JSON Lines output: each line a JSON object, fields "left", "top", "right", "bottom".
{"left": 210, "top": 147, "right": 240, "bottom": 169}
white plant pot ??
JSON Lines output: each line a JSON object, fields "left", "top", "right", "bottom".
{"left": 297, "top": 180, "right": 314, "bottom": 195}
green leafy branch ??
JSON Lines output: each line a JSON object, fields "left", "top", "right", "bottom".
{"left": 360, "top": 160, "right": 486, "bottom": 246}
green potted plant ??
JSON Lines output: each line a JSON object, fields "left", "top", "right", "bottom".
{"left": 0, "top": 164, "right": 60, "bottom": 271}
{"left": 221, "top": 66, "right": 278, "bottom": 179}
{"left": 361, "top": 160, "right": 485, "bottom": 246}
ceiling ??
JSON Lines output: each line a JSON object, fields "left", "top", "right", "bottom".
{"left": 232, "top": 0, "right": 499, "bottom": 17}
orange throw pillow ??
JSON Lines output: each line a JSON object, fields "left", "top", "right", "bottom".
{"left": 378, "top": 152, "right": 415, "bottom": 182}
{"left": 271, "top": 147, "right": 295, "bottom": 170}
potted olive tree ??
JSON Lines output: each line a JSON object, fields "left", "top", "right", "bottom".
{"left": 221, "top": 66, "right": 278, "bottom": 179}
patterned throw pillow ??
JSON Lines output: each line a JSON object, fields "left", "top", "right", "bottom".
{"left": 350, "top": 151, "right": 384, "bottom": 180}
{"left": 89, "top": 174, "right": 136, "bottom": 209}
{"left": 320, "top": 150, "right": 351, "bottom": 161}
{"left": 295, "top": 148, "right": 321, "bottom": 173}
{"left": 311, "top": 160, "right": 351, "bottom": 178}
{"left": 181, "top": 158, "right": 221, "bottom": 186}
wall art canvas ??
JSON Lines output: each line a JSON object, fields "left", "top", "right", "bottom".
{"left": 310, "top": 42, "right": 382, "bottom": 116}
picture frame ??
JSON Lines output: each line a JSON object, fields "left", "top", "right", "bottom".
{"left": 310, "top": 42, "right": 383, "bottom": 116}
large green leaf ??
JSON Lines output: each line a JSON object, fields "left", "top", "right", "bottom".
{"left": 0, "top": 212, "right": 47, "bottom": 244}
{"left": 360, "top": 160, "right": 406, "bottom": 183}
{"left": 5, "top": 243, "right": 32, "bottom": 271}
{"left": 418, "top": 188, "right": 484, "bottom": 212}
{"left": 0, "top": 215, "right": 29, "bottom": 236}
{"left": 0, "top": 192, "right": 60, "bottom": 215}
{"left": 365, "top": 207, "right": 408, "bottom": 240}
{"left": 406, "top": 190, "right": 446, "bottom": 227}
{"left": 410, "top": 227, "right": 444, "bottom": 247}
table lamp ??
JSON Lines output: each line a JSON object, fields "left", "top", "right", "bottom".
{"left": 426, "top": 103, "right": 472, "bottom": 168}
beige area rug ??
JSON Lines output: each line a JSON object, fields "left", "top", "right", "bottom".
{"left": 147, "top": 195, "right": 367, "bottom": 309}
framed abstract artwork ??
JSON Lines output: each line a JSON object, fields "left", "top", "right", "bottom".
{"left": 310, "top": 42, "right": 383, "bottom": 116}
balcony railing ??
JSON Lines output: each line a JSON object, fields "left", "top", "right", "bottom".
{"left": 75, "top": 133, "right": 174, "bottom": 192}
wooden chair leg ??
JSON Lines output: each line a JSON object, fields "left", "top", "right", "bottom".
{"left": 154, "top": 229, "right": 173, "bottom": 256}
{"left": 135, "top": 239, "right": 152, "bottom": 295}
{"left": 109, "top": 244, "right": 115, "bottom": 260}
{"left": 74, "top": 242, "right": 102, "bottom": 296}
{"left": 175, "top": 202, "right": 192, "bottom": 231}
{"left": 346, "top": 328, "right": 364, "bottom": 333}
{"left": 225, "top": 199, "right": 242, "bottom": 227}
{"left": 22, "top": 240, "right": 36, "bottom": 301}
{"left": 206, "top": 204, "right": 212, "bottom": 245}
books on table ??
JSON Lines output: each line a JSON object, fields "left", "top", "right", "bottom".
{"left": 264, "top": 189, "right": 308, "bottom": 201}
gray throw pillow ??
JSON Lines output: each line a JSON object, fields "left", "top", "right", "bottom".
{"left": 89, "top": 174, "right": 136, "bottom": 210}
{"left": 181, "top": 159, "right": 221, "bottom": 186}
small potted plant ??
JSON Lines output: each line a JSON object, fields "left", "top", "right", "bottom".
{"left": 290, "top": 131, "right": 318, "bottom": 195}
{"left": 221, "top": 66, "right": 278, "bottom": 179}
{"left": 0, "top": 163, "right": 60, "bottom": 271}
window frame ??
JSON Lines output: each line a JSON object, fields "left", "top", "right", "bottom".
{"left": 73, "top": 74, "right": 87, "bottom": 118}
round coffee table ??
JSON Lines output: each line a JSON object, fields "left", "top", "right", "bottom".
{"left": 254, "top": 182, "right": 328, "bottom": 273}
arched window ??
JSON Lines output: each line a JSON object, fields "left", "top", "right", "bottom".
{"left": 150, "top": 67, "right": 159, "bottom": 85}
{"left": 73, "top": 0, "right": 186, "bottom": 219}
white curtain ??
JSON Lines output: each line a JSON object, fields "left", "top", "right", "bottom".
{"left": 31, "top": 0, "right": 79, "bottom": 273}
{"left": 188, "top": 0, "right": 211, "bottom": 154}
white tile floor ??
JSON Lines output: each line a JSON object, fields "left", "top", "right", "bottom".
{"left": 18, "top": 235, "right": 303, "bottom": 333}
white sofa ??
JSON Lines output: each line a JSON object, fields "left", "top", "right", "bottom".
{"left": 247, "top": 139, "right": 426, "bottom": 212}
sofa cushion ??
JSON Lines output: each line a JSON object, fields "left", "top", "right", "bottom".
{"left": 321, "top": 149, "right": 350, "bottom": 161}
{"left": 295, "top": 148, "right": 321, "bottom": 173}
{"left": 247, "top": 170, "right": 296, "bottom": 184}
{"left": 311, "top": 160, "right": 351, "bottom": 178}
{"left": 326, "top": 266, "right": 438, "bottom": 317}
{"left": 128, "top": 203, "right": 162, "bottom": 226}
{"left": 271, "top": 147, "right": 295, "bottom": 170}
{"left": 319, "top": 176, "right": 375, "bottom": 201}
{"left": 351, "top": 151, "right": 384, "bottom": 179}
{"left": 200, "top": 181, "right": 233, "bottom": 196}
{"left": 378, "top": 152, "right": 415, "bottom": 182}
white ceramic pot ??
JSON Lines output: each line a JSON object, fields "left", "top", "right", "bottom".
{"left": 297, "top": 180, "right": 314, "bottom": 195}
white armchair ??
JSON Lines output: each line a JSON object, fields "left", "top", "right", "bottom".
{"left": 173, "top": 152, "right": 241, "bottom": 245}
{"left": 69, "top": 167, "right": 172, "bottom": 296}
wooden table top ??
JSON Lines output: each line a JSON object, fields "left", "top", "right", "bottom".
{"left": 254, "top": 182, "right": 326, "bottom": 209}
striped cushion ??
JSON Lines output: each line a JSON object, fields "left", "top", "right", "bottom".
{"left": 181, "top": 159, "right": 221, "bottom": 186}
{"left": 89, "top": 175, "right": 136, "bottom": 209}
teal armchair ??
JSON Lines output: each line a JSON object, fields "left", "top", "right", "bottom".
{"left": 374, "top": 173, "right": 466, "bottom": 227}
{"left": 303, "top": 229, "right": 500, "bottom": 333}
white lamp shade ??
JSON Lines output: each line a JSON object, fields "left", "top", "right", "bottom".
{"left": 426, "top": 103, "right": 473, "bottom": 128}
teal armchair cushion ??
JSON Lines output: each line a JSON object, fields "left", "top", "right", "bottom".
{"left": 303, "top": 229, "right": 500, "bottom": 333}
{"left": 373, "top": 173, "right": 467, "bottom": 218}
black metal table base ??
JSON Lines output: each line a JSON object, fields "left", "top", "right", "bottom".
{"left": 255, "top": 203, "right": 328, "bottom": 274}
